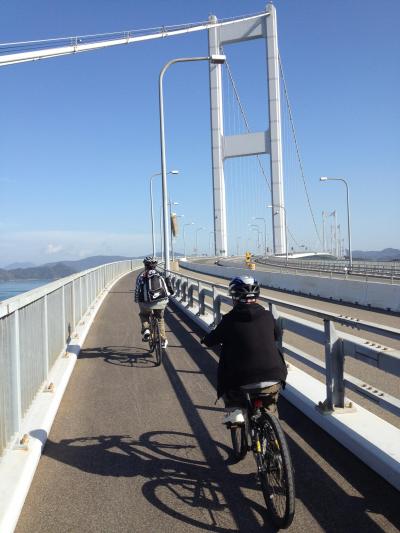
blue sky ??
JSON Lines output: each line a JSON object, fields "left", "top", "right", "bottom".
{"left": 0, "top": 0, "right": 399, "bottom": 265}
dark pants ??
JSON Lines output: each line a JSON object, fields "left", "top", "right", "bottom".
{"left": 223, "top": 382, "right": 281, "bottom": 416}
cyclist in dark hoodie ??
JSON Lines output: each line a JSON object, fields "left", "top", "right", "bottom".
{"left": 201, "top": 275, "right": 287, "bottom": 425}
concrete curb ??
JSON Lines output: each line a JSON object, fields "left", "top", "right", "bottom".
{"left": 0, "top": 269, "right": 139, "bottom": 533}
{"left": 170, "top": 297, "right": 400, "bottom": 491}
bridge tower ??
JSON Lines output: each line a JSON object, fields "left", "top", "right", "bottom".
{"left": 208, "top": 4, "right": 286, "bottom": 256}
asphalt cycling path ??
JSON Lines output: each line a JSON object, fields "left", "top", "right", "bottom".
{"left": 16, "top": 273, "right": 399, "bottom": 532}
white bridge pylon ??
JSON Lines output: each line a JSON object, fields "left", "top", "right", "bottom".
{"left": 208, "top": 4, "right": 286, "bottom": 257}
{"left": 0, "top": 6, "right": 286, "bottom": 257}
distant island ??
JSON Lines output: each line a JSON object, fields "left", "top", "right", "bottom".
{"left": 0, "top": 255, "right": 135, "bottom": 282}
{"left": 352, "top": 248, "right": 400, "bottom": 261}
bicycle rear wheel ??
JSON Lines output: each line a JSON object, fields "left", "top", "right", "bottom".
{"left": 230, "top": 424, "right": 247, "bottom": 461}
{"left": 258, "top": 413, "right": 295, "bottom": 529}
{"left": 152, "top": 316, "right": 163, "bottom": 367}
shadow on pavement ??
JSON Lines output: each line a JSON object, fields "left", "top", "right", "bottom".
{"left": 79, "top": 345, "right": 158, "bottom": 368}
{"left": 42, "top": 430, "right": 272, "bottom": 532}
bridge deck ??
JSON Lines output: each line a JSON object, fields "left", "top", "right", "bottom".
{"left": 16, "top": 273, "right": 399, "bottom": 532}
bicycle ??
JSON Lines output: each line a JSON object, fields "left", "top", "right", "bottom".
{"left": 229, "top": 390, "right": 295, "bottom": 529}
{"left": 147, "top": 310, "right": 163, "bottom": 366}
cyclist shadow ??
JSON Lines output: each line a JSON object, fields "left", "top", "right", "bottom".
{"left": 78, "top": 346, "right": 158, "bottom": 368}
{"left": 43, "top": 430, "right": 275, "bottom": 532}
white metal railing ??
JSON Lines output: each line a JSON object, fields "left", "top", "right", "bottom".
{"left": 167, "top": 269, "right": 400, "bottom": 418}
{"left": 0, "top": 260, "right": 140, "bottom": 456}
{"left": 255, "top": 256, "right": 400, "bottom": 281}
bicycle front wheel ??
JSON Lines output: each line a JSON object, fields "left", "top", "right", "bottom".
{"left": 258, "top": 413, "right": 295, "bottom": 529}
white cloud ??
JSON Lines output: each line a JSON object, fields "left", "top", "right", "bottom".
{"left": 45, "top": 243, "right": 63, "bottom": 255}
{"left": 0, "top": 230, "right": 151, "bottom": 266}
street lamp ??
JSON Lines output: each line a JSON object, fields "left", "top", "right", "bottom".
{"left": 249, "top": 224, "right": 262, "bottom": 253}
{"left": 159, "top": 54, "right": 226, "bottom": 272}
{"left": 194, "top": 227, "right": 205, "bottom": 256}
{"left": 209, "top": 231, "right": 215, "bottom": 256}
{"left": 236, "top": 236, "right": 242, "bottom": 257}
{"left": 183, "top": 222, "right": 194, "bottom": 258}
{"left": 149, "top": 169, "right": 179, "bottom": 258}
{"left": 267, "top": 204, "right": 288, "bottom": 264}
{"left": 253, "top": 217, "right": 267, "bottom": 256}
{"left": 320, "top": 176, "right": 353, "bottom": 270}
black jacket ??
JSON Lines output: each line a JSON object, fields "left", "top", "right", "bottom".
{"left": 202, "top": 302, "right": 287, "bottom": 398}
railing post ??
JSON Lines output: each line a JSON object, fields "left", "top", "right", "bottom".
{"left": 62, "top": 285, "right": 66, "bottom": 343}
{"left": 322, "top": 319, "right": 345, "bottom": 411}
{"left": 72, "top": 279, "right": 76, "bottom": 329}
{"left": 215, "top": 292, "right": 222, "bottom": 324}
{"left": 198, "top": 282, "right": 205, "bottom": 316}
{"left": 11, "top": 310, "right": 22, "bottom": 439}
{"left": 269, "top": 302, "right": 283, "bottom": 350}
{"left": 43, "top": 294, "right": 49, "bottom": 376}
{"left": 189, "top": 282, "right": 194, "bottom": 308}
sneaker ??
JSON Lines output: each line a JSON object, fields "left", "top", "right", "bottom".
{"left": 142, "top": 329, "right": 150, "bottom": 342}
{"left": 223, "top": 409, "right": 245, "bottom": 425}
{"left": 161, "top": 338, "right": 168, "bottom": 349}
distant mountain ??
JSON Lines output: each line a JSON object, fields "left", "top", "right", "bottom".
{"left": 0, "top": 255, "right": 136, "bottom": 282}
{"left": 5, "top": 262, "right": 36, "bottom": 270}
{"left": 352, "top": 248, "right": 400, "bottom": 261}
{"left": 0, "top": 263, "right": 75, "bottom": 282}
{"left": 0, "top": 254, "right": 177, "bottom": 282}
{"left": 44, "top": 255, "right": 133, "bottom": 271}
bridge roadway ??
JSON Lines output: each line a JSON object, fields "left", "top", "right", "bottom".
{"left": 15, "top": 272, "right": 399, "bottom": 532}
{"left": 179, "top": 263, "right": 400, "bottom": 428}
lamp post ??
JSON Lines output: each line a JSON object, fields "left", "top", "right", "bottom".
{"left": 150, "top": 170, "right": 179, "bottom": 258}
{"left": 249, "top": 224, "right": 262, "bottom": 253}
{"left": 209, "top": 231, "right": 215, "bottom": 256}
{"left": 159, "top": 54, "right": 226, "bottom": 272}
{"left": 320, "top": 177, "right": 353, "bottom": 270}
{"left": 175, "top": 213, "right": 184, "bottom": 260}
{"left": 252, "top": 217, "right": 267, "bottom": 256}
{"left": 183, "top": 222, "right": 194, "bottom": 258}
{"left": 195, "top": 227, "right": 204, "bottom": 256}
{"left": 267, "top": 204, "right": 288, "bottom": 264}
{"left": 236, "top": 236, "right": 242, "bottom": 257}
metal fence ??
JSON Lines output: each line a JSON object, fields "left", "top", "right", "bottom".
{"left": 0, "top": 260, "right": 139, "bottom": 456}
{"left": 168, "top": 269, "right": 400, "bottom": 418}
{"left": 255, "top": 256, "right": 400, "bottom": 281}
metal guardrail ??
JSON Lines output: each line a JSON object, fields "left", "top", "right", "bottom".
{"left": 167, "top": 269, "right": 400, "bottom": 418}
{"left": 255, "top": 256, "right": 400, "bottom": 281}
{"left": 0, "top": 260, "right": 140, "bottom": 457}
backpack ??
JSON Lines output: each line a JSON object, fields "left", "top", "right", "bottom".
{"left": 145, "top": 271, "right": 167, "bottom": 302}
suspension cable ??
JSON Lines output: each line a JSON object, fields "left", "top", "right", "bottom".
{"left": 224, "top": 56, "right": 299, "bottom": 248}
{"left": 278, "top": 53, "right": 322, "bottom": 246}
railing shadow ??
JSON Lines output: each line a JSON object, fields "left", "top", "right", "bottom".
{"left": 78, "top": 345, "right": 157, "bottom": 368}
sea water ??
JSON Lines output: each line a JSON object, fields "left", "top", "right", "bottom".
{"left": 0, "top": 280, "right": 50, "bottom": 302}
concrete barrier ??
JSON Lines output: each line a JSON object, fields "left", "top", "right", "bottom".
{"left": 180, "top": 260, "right": 400, "bottom": 312}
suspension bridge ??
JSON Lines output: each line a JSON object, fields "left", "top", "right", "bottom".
{"left": 0, "top": 6, "right": 399, "bottom": 532}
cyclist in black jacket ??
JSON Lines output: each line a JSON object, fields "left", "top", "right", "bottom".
{"left": 201, "top": 275, "right": 287, "bottom": 425}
